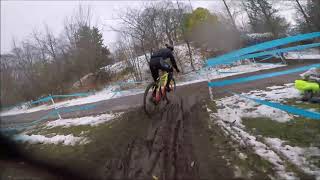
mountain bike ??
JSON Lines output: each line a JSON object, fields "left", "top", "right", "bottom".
{"left": 143, "top": 72, "right": 176, "bottom": 115}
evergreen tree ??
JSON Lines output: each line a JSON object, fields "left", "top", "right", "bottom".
{"left": 243, "top": 0, "right": 290, "bottom": 37}
{"left": 73, "top": 25, "right": 112, "bottom": 78}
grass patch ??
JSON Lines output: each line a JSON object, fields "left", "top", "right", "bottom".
{"left": 206, "top": 100, "right": 218, "bottom": 113}
{"left": 15, "top": 108, "right": 152, "bottom": 179}
{"left": 27, "top": 124, "right": 92, "bottom": 136}
{"left": 202, "top": 101, "right": 275, "bottom": 179}
{"left": 286, "top": 98, "right": 320, "bottom": 111}
{"left": 243, "top": 117, "right": 320, "bottom": 147}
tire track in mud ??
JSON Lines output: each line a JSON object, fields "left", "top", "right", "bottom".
{"left": 104, "top": 95, "right": 200, "bottom": 180}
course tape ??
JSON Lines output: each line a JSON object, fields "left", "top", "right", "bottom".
{"left": 206, "top": 32, "right": 320, "bottom": 67}
{"left": 225, "top": 43, "right": 320, "bottom": 65}
{"left": 1, "top": 104, "right": 97, "bottom": 135}
{"left": 31, "top": 92, "right": 92, "bottom": 104}
{"left": 229, "top": 91, "right": 320, "bottom": 120}
{"left": 208, "top": 42, "right": 320, "bottom": 66}
{"left": 53, "top": 92, "right": 92, "bottom": 98}
{"left": 259, "top": 55, "right": 275, "bottom": 62}
{"left": 208, "top": 64, "right": 320, "bottom": 87}
{"left": 31, "top": 96, "right": 53, "bottom": 104}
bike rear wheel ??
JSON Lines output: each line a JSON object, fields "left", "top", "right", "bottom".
{"left": 143, "top": 82, "right": 158, "bottom": 116}
{"left": 170, "top": 78, "right": 176, "bottom": 92}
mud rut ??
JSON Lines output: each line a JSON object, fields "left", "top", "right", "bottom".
{"left": 104, "top": 95, "right": 201, "bottom": 180}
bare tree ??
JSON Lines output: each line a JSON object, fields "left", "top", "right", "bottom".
{"left": 176, "top": 0, "right": 195, "bottom": 71}
{"left": 295, "top": 0, "right": 312, "bottom": 31}
{"left": 222, "top": 0, "right": 237, "bottom": 31}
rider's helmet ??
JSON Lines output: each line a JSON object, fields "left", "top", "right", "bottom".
{"left": 165, "top": 43, "right": 174, "bottom": 51}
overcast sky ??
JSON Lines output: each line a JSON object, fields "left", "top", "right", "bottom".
{"left": 1, "top": 0, "right": 297, "bottom": 54}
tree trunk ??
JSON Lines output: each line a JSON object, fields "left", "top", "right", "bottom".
{"left": 295, "top": 0, "right": 313, "bottom": 32}
{"left": 222, "top": 0, "right": 237, "bottom": 31}
{"left": 165, "top": 27, "right": 174, "bottom": 45}
{"left": 257, "top": 1, "right": 277, "bottom": 38}
{"left": 140, "top": 40, "right": 149, "bottom": 63}
{"left": 186, "top": 40, "right": 195, "bottom": 71}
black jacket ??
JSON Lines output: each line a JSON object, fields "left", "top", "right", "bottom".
{"left": 151, "top": 48, "right": 179, "bottom": 72}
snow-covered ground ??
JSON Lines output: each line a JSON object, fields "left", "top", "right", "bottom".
{"left": 210, "top": 84, "right": 320, "bottom": 179}
{"left": 177, "top": 62, "right": 285, "bottom": 86}
{"left": 286, "top": 48, "right": 320, "bottom": 59}
{"left": 12, "top": 111, "right": 123, "bottom": 145}
{"left": 13, "top": 134, "right": 88, "bottom": 146}
{"left": 215, "top": 83, "right": 300, "bottom": 124}
{"left": 265, "top": 137, "right": 320, "bottom": 177}
{"left": 0, "top": 62, "right": 285, "bottom": 117}
{"left": 2, "top": 43, "right": 317, "bottom": 117}
{"left": 0, "top": 86, "right": 143, "bottom": 117}
{"left": 46, "top": 112, "right": 122, "bottom": 128}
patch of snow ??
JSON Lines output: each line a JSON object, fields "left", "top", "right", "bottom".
{"left": 212, "top": 84, "right": 319, "bottom": 179}
{"left": 0, "top": 60, "right": 285, "bottom": 117}
{"left": 102, "top": 60, "right": 127, "bottom": 74}
{"left": 13, "top": 134, "right": 88, "bottom": 146}
{"left": 215, "top": 84, "right": 300, "bottom": 123}
{"left": 0, "top": 86, "right": 143, "bottom": 117}
{"left": 46, "top": 113, "right": 122, "bottom": 128}
{"left": 212, "top": 115, "right": 297, "bottom": 179}
{"left": 265, "top": 137, "right": 320, "bottom": 178}
{"left": 0, "top": 103, "right": 48, "bottom": 117}
{"left": 177, "top": 63, "right": 285, "bottom": 86}
{"left": 285, "top": 49, "right": 320, "bottom": 60}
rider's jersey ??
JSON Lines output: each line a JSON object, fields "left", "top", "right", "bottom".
{"left": 150, "top": 48, "right": 179, "bottom": 72}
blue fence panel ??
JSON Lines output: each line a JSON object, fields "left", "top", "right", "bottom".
{"left": 208, "top": 64, "right": 320, "bottom": 87}
{"left": 230, "top": 91, "right": 320, "bottom": 120}
{"left": 30, "top": 96, "right": 53, "bottom": 104}
{"left": 207, "top": 42, "right": 320, "bottom": 66}
{"left": 206, "top": 32, "right": 320, "bottom": 67}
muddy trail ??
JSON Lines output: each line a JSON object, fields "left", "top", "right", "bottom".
{"left": 103, "top": 94, "right": 240, "bottom": 180}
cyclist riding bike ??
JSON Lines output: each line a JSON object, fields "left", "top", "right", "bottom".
{"left": 149, "top": 44, "right": 180, "bottom": 93}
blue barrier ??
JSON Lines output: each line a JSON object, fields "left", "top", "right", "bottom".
{"left": 30, "top": 96, "right": 53, "bottom": 104}
{"left": 31, "top": 92, "right": 92, "bottom": 105}
{"left": 53, "top": 92, "right": 92, "bottom": 98}
{"left": 224, "top": 43, "right": 320, "bottom": 65}
{"left": 229, "top": 91, "right": 320, "bottom": 120}
{"left": 208, "top": 64, "right": 320, "bottom": 87}
{"left": 1, "top": 104, "right": 98, "bottom": 135}
{"left": 52, "top": 104, "right": 96, "bottom": 114}
{"left": 259, "top": 55, "right": 275, "bottom": 62}
{"left": 207, "top": 42, "right": 320, "bottom": 66}
{"left": 206, "top": 32, "right": 320, "bottom": 67}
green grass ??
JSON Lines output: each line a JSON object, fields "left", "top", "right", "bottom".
{"left": 204, "top": 100, "right": 276, "bottom": 179}
{"left": 286, "top": 98, "right": 320, "bottom": 111}
{"left": 206, "top": 100, "right": 218, "bottom": 113}
{"left": 242, "top": 97, "right": 320, "bottom": 147}
{"left": 27, "top": 124, "right": 92, "bottom": 136}
{"left": 15, "top": 108, "right": 152, "bottom": 179}
{"left": 243, "top": 117, "right": 320, "bottom": 147}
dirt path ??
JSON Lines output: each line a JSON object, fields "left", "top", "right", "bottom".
{"left": 103, "top": 94, "right": 240, "bottom": 180}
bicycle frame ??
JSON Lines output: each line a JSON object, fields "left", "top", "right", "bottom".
{"left": 154, "top": 72, "right": 169, "bottom": 102}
